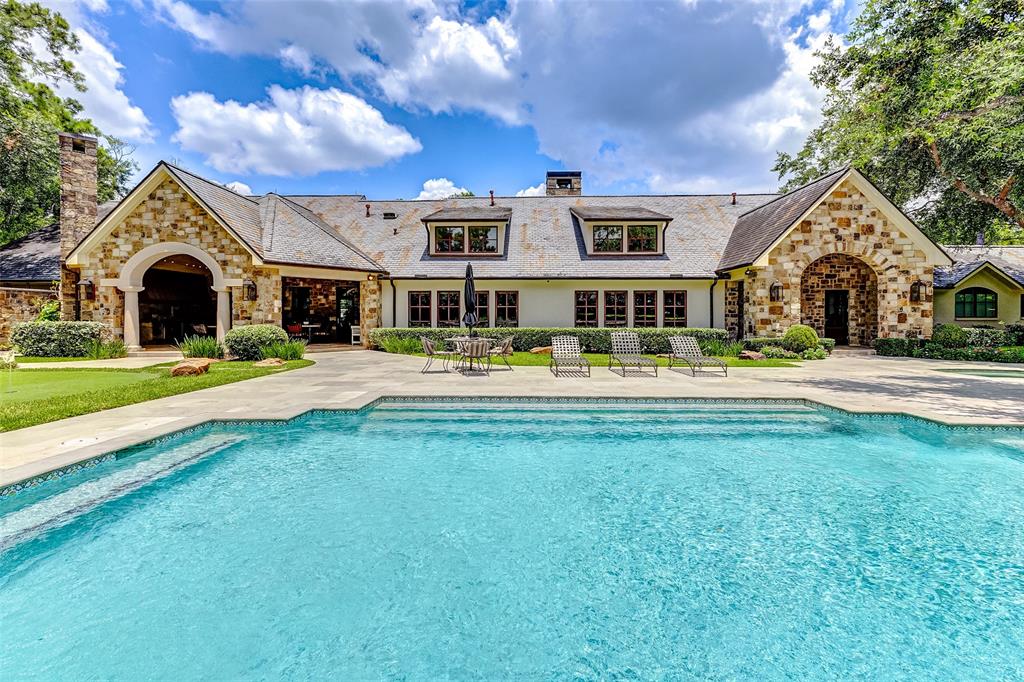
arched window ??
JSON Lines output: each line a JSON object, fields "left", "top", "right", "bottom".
{"left": 954, "top": 287, "right": 997, "bottom": 319}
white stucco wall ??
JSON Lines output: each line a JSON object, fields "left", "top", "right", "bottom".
{"left": 382, "top": 278, "right": 725, "bottom": 328}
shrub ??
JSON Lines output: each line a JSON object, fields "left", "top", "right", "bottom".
{"left": 782, "top": 324, "right": 819, "bottom": 352}
{"left": 874, "top": 338, "right": 919, "bottom": 357}
{"left": 801, "top": 347, "right": 828, "bottom": 360}
{"left": 368, "top": 327, "right": 728, "bottom": 355}
{"left": 1006, "top": 323, "right": 1024, "bottom": 346}
{"left": 818, "top": 338, "right": 836, "bottom": 354}
{"left": 702, "top": 339, "right": 745, "bottom": 357}
{"left": 261, "top": 340, "right": 307, "bottom": 360}
{"left": 378, "top": 336, "right": 423, "bottom": 354}
{"left": 743, "top": 336, "right": 833, "bottom": 353}
{"left": 223, "top": 324, "right": 289, "bottom": 360}
{"left": 932, "top": 323, "right": 968, "bottom": 348}
{"left": 761, "top": 345, "right": 799, "bottom": 359}
{"left": 962, "top": 327, "right": 1008, "bottom": 348}
{"left": 35, "top": 299, "right": 60, "bottom": 322}
{"left": 0, "top": 352, "right": 17, "bottom": 369}
{"left": 86, "top": 338, "right": 128, "bottom": 360}
{"left": 11, "top": 321, "right": 105, "bottom": 357}
{"left": 177, "top": 334, "right": 225, "bottom": 359}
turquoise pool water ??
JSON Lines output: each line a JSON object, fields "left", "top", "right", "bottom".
{"left": 2, "top": 400, "right": 1023, "bottom": 680}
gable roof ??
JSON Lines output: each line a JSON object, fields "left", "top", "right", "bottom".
{"left": 0, "top": 224, "right": 60, "bottom": 282}
{"left": 569, "top": 206, "right": 672, "bottom": 222}
{"left": 717, "top": 167, "right": 849, "bottom": 271}
{"left": 421, "top": 206, "right": 514, "bottom": 223}
{"left": 935, "top": 246, "right": 1024, "bottom": 288}
{"left": 162, "top": 163, "right": 264, "bottom": 256}
{"left": 261, "top": 195, "right": 385, "bottom": 272}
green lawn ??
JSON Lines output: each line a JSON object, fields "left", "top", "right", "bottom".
{"left": 411, "top": 351, "right": 800, "bottom": 368}
{"left": 14, "top": 356, "right": 102, "bottom": 363}
{"left": 0, "top": 360, "right": 313, "bottom": 432}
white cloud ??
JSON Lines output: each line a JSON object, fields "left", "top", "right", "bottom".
{"left": 416, "top": 178, "right": 470, "bottom": 200}
{"left": 515, "top": 182, "right": 545, "bottom": 197}
{"left": 225, "top": 181, "right": 253, "bottom": 195}
{"left": 170, "top": 85, "right": 422, "bottom": 175}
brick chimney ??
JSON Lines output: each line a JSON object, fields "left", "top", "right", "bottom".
{"left": 58, "top": 132, "right": 98, "bottom": 318}
{"left": 545, "top": 171, "right": 582, "bottom": 196}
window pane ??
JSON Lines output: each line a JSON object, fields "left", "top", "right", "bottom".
{"left": 475, "top": 291, "right": 489, "bottom": 326}
{"left": 604, "top": 291, "right": 627, "bottom": 327}
{"left": 627, "top": 225, "right": 658, "bottom": 252}
{"left": 663, "top": 290, "right": 687, "bottom": 327}
{"left": 437, "top": 290, "right": 461, "bottom": 327}
{"left": 956, "top": 288, "right": 997, "bottom": 318}
{"left": 495, "top": 291, "right": 518, "bottom": 327}
{"left": 409, "top": 291, "right": 431, "bottom": 327}
{"left": 435, "top": 226, "right": 464, "bottom": 253}
{"left": 469, "top": 226, "right": 498, "bottom": 253}
{"left": 575, "top": 290, "right": 599, "bottom": 327}
{"left": 633, "top": 290, "right": 657, "bottom": 327}
{"left": 593, "top": 226, "right": 623, "bottom": 253}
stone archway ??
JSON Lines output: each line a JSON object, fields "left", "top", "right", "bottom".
{"left": 116, "top": 242, "right": 232, "bottom": 349}
{"left": 800, "top": 253, "right": 878, "bottom": 346}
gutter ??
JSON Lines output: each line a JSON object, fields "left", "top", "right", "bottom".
{"left": 388, "top": 277, "right": 397, "bottom": 328}
{"left": 709, "top": 277, "right": 718, "bottom": 328}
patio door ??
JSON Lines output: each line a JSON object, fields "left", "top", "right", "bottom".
{"left": 824, "top": 290, "right": 849, "bottom": 345}
{"left": 335, "top": 285, "right": 360, "bottom": 343}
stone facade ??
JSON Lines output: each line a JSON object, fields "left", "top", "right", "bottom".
{"left": 73, "top": 177, "right": 280, "bottom": 337}
{"left": 58, "top": 133, "right": 98, "bottom": 319}
{"left": 359, "top": 277, "right": 382, "bottom": 342}
{"left": 741, "top": 180, "right": 934, "bottom": 341}
{"left": 282, "top": 276, "right": 344, "bottom": 323}
{"left": 0, "top": 286, "right": 57, "bottom": 343}
{"left": 723, "top": 280, "right": 744, "bottom": 340}
{"left": 799, "top": 253, "right": 878, "bottom": 346}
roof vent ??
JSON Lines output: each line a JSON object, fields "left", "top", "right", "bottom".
{"left": 383, "top": 211, "right": 397, "bottom": 220}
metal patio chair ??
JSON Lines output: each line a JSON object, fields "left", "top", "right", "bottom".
{"left": 488, "top": 336, "right": 514, "bottom": 369}
{"left": 668, "top": 335, "right": 728, "bottom": 376}
{"left": 549, "top": 335, "right": 591, "bottom": 377}
{"left": 420, "top": 336, "right": 456, "bottom": 373}
{"left": 609, "top": 330, "right": 658, "bottom": 376}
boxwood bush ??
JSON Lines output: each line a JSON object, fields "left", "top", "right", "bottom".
{"left": 223, "top": 324, "right": 289, "bottom": 360}
{"left": 781, "top": 324, "right": 819, "bottom": 353}
{"left": 1007, "top": 323, "right": 1024, "bottom": 346}
{"left": 11, "top": 321, "right": 106, "bottom": 357}
{"left": 874, "top": 337, "right": 1024, "bottom": 362}
{"left": 369, "top": 327, "right": 728, "bottom": 354}
{"left": 932, "top": 323, "right": 969, "bottom": 348}
{"left": 961, "top": 327, "right": 1009, "bottom": 348}
{"left": 742, "top": 336, "right": 835, "bottom": 353}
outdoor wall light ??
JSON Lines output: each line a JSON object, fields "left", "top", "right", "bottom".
{"left": 769, "top": 281, "right": 784, "bottom": 302}
{"left": 910, "top": 280, "right": 925, "bottom": 303}
{"left": 243, "top": 279, "right": 258, "bottom": 301}
{"left": 77, "top": 278, "right": 95, "bottom": 301}
{"left": 744, "top": 268, "right": 756, "bottom": 278}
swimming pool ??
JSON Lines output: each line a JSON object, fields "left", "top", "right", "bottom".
{"left": 2, "top": 399, "right": 1022, "bottom": 679}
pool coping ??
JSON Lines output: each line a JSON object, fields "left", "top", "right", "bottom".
{"left": 4, "top": 394, "right": 1023, "bottom": 497}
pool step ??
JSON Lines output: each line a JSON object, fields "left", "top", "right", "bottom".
{"left": 0, "top": 434, "right": 244, "bottom": 552}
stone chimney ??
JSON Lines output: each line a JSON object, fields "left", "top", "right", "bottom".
{"left": 58, "top": 132, "right": 98, "bottom": 318}
{"left": 546, "top": 170, "right": 582, "bottom": 196}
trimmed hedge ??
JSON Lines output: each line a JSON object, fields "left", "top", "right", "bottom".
{"left": 742, "top": 336, "right": 835, "bottom": 353}
{"left": 933, "top": 323, "right": 968, "bottom": 348}
{"left": 874, "top": 338, "right": 920, "bottom": 357}
{"left": 1007, "top": 324, "right": 1024, "bottom": 346}
{"left": 224, "top": 324, "right": 289, "bottom": 360}
{"left": 962, "top": 326, "right": 1009, "bottom": 347}
{"left": 874, "top": 337, "right": 1024, "bottom": 362}
{"left": 369, "top": 326, "right": 728, "bottom": 354}
{"left": 11, "top": 321, "right": 105, "bottom": 357}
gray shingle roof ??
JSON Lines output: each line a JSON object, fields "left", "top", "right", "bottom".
{"left": 569, "top": 206, "right": 672, "bottom": 222}
{"left": 717, "top": 167, "right": 849, "bottom": 272}
{"left": 421, "top": 207, "right": 513, "bottom": 222}
{"left": 286, "top": 193, "right": 776, "bottom": 279}
{"left": 261, "top": 195, "right": 385, "bottom": 271}
{"left": 0, "top": 224, "right": 59, "bottom": 281}
{"left": 935, "top": 246, "right": 1024, "bottom": 288}
{"left": 163, "top": 163, "right": 264, "bottom": 257}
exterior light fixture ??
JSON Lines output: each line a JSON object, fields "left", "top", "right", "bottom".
{"left": 744, "top": 268, "right": 756, "bottom": 278}
{"left": 769, "top": 281, "right": 784, "bottom": 302}
{"left": 910, "top": 280, "right": 925, "bottom": 303}
{"left": 243, "top": 279, "right": 257, "bottom": 301}
{"left": 77, "top": 278, "right": 95, "bottom": 301}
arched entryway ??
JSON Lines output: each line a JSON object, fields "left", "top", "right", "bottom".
{"left": 800, "top": 253, "right": 878, "bottom": 346}
{"left": 138, "top": 255, "right": 217, "bottom": 345}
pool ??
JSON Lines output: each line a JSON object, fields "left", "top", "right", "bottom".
{"left": 2, "top": 400, "right": 1023, "bottom": 679}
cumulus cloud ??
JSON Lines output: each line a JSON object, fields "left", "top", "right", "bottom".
{"left": 416, "top": 178, "right": 470, "bottom": 200}
{"left": 225, "top": 181, "right": 253, "bottom": 195}
{"left": 515, "top": 183, "right": 545, "bottom": 197}
{"left": 170, "top": 85, "right": 422, "bottom": 175}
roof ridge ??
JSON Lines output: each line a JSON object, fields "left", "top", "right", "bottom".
{"left": 275, "top": 194, "right": 385, "bottom": 272}
{"left": 734, "top": 166, "right": 849, "bottom": 220}
{"left": 160, "top": 161, "right": 260, "bottom": 205}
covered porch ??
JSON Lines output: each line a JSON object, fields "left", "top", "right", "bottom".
{"left": 279, "top": 268, "right": 381, "bottom": 346}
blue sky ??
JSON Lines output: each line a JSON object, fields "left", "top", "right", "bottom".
{"left": 47, "top": 0, "right": 855, "bottom": 199}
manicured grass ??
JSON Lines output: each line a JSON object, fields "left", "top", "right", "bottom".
{"left": 14, "top": 356, "right": 100, "bottom": 363}
{"left": 405, "top": 351, "right": 800, "bottom": 368}
{"left": 0, "top": 360, "right": 313, "bottom": 432}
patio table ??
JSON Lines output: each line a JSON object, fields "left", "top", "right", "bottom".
{"left": 447, "top": 336, "right": 494, "bottom": 372}
{"left": 300, "top": 323, "right": 320, "bottom": 341}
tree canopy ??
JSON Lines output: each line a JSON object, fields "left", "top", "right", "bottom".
{"left": 775, "top": 0, "right": 1023, "bottom": 245}
{"left": 0, "top": 0, "right": 136, "bottom": 245}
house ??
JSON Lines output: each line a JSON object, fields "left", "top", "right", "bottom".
{"left": 1, "top": 132, "right": 1021, "bottom": 349}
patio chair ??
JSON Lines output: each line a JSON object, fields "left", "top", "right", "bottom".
{"left": 609, "top": 330, "right": 658, "bottom": 376}
{"left": 286, "top": 323, "right": 303, "bottom": 340}
{"left": 458, "top": 338, "right": 492, "bottom": 374}
{"left": 488, "top": 336, "right": 514, "bottom": 369}
{"left": 420, "top": 336, "right": 456, "bottom": 373}
{"left": 668, "top": 335, "right": 728, "bottom": 377}
{"left": 549, "top": 335, "right": 591, "bottom": 377}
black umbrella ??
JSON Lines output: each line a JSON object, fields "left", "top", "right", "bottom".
{"left": 462, "top": 262, "right": 479, "bottom": 337}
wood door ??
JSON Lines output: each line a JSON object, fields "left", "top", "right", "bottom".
{"left": 824, "top": 290, "right": 849, "bottom": 345}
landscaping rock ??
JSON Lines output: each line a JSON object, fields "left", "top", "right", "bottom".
{"left": 738, "top": 350, "right": 766, "bottom": 360}
{"left": 253, "top": 358, "right": 286, "bottom": 367}
{"left": 529, "top": 346, "right": 552, "bottom": 354}
{"left": 170, "top": 358, "right": 213, "bottom": 376}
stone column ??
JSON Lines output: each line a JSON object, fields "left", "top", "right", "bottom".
{"left": 359, "top": 277, "right": 382, "bottom": 348}
{"left": 215, "top": 289, "right": 230, "bottom": 341}
{"left": 120, "top": 286, "right": 144, "bottom": 350}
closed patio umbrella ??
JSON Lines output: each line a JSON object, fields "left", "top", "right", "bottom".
{"left": 462, "top": 263, "right": 479, "bottom": 336}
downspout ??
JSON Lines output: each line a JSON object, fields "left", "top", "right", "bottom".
{"left": 389, "top": 277, "right": 397, "bottom": 328}
{"left": 709, "top": 277, "right": 719, "bottom": 328}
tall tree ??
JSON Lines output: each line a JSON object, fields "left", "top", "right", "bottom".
{"left": 774, "top": 0, "right": 1023, "bottom": 245}
{"left": 0, "top": 0, "right": 137, "bottom": 245}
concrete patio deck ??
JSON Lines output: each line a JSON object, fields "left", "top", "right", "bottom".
{"left": 2, "top": 350, "right": 1021, "bottom": 487}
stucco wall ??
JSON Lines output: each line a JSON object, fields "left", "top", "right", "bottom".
{"left": 383, "top": 278, "right": 724, "bottom": 328}
{"left": 934, "top": 270, "right": 1023, "bottom": 325}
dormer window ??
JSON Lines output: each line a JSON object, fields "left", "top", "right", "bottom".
{"left": 627, "top": 225, "right": 658, "bottom": 253}
{"left": 469, "top": 226, "right": 498, "bottom": 253}
{"left": 571, "top": 207, "right": 672, "bottom": 256}
{"left": 435, "top": 226, "right": 464, "bottom": 253}
{"left": 593, "top": 226, "right": 623, "bottom": 252}
{"left": 422, "top": 207, "right": 512, "bottom": 257}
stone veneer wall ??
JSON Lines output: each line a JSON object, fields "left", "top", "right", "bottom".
{"left": 282, "top": 277, "right": 344, "bottom": 323}
{"left": 0, "top": 286, "right": 57, "bottom": 343}
{"left": 58, "top": 133, "right": 98, "bottom": 319}
{"left": 742, "top": 179, "right": 934, "bottom": 340}
{"left": 723, "top": 280, "right": 744, "bottom": 340}
{"left": 359, "top": 278, "right": 381, "bottom": 343}
{"left": 799, "top": 253, "right": 879, "bottom": 346}
{"left": 74, "top": 177, "right": 280, "bottom": 337}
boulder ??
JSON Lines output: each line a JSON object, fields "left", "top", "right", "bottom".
{"left": 170, "top": 358, "right": 213, "bottom": 376}
{"left": 529, "top": 346, "right": 552, "bottom": 355}
{"left": 253, "top": 358, "right": 286, "bottom": 367}
{"left": 738, "top": 350, "right": 766, "bottom": 360}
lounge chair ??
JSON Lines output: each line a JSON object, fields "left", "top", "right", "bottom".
{"left": 420, "top": 336, "right": 456, "bottom": 373}
{"left": 609, "top": 330, "right": 658, "bottom": 376}
{"left": 488, "top": 336, "right": 514, "bottom": 369}
{"left": 549, "top": 335, "right": 591, "bottom": 377}
{"left": 668, "top": 335, "right": 728, "bottom": 376}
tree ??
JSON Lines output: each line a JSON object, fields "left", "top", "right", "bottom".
{"left": 0, "top": 1, "right": 137, "bottom": 245}
{"left": 774, "top": 0, "right": 1024, "bottom": 245}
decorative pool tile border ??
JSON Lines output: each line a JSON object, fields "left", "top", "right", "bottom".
{"left": 4, "top": 395, "right": 1022, "bottom": 497}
